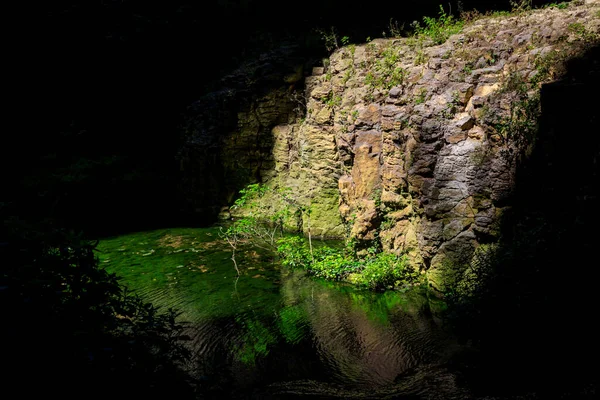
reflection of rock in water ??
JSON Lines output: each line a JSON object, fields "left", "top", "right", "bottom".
{"left": 280, "top": 268, "right": 458, "bottom": 388}
{"left": 102, "top": 229, "right": 467, "bottom": 397}
{"left": 261, "top": 363, "right": 470, "bottom": 399}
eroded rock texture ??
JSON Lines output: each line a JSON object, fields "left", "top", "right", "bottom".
{"left": 177, "top": 44, "right": 307, "bottom": 220}
{"left": 181, "top": 2, "right": 600, "bottom": 290}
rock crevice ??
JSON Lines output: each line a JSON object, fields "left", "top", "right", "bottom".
{"left": 180, "top": 2, "right": 600, "bottom": 290}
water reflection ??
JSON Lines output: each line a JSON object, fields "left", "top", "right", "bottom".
{"left": 97, "top": 227, "right": 462, "bottom": 398}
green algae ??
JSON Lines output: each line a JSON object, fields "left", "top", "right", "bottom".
{"left": 96, "top": 227, "right": 445, "bottom": 371}
{"left": 97, "top": 227, "right": 279, "bottom": 319}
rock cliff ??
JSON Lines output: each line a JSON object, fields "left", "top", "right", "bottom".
{"left": 180, "top": 1, "right": 599, "bottom": 290}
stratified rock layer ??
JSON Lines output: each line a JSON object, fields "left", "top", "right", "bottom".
{"left": 181, "top": 2, "right": 600, "bottom": 290}
{"left": 276, "top": 2, "right": 598, "bottom": 290}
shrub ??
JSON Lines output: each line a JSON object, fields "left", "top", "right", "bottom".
{"left": 278, "top": 236, "right": 421, "bottom": 290}
{"left": 0, "top": 220, "right": 193, "bottom": 398}
{"left": 276, "top": 236, "right": 311, "bottom": 268}
{"left": 413, "top": 5, "right": 464, "bottom": 45}
{"left": 356, "top": 253, "right": 420, "bottom": 290}
{"left": 311, "top": 247, "right": 359, "bottom": 280}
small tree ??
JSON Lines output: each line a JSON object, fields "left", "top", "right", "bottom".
{"left": 279, "top": 186, "right": 314, "bottom": 262}
{"left": 220, "top": 183, "right": 300, "bottom": 274}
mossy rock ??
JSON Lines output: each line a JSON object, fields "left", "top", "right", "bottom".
{"left": 426, "top": 257, "right": 468, "bottom": 294}
{"left": 304, "top": 189, "right": 345, "bottom": 238}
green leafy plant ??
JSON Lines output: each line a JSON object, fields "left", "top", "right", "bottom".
{"left": 544, "top": 2, "right": 569, "bottom": 9}
{"left": 568, "top": 22, "right": 598, "bottom": 42}
{"left": 509, "top": 0, "right": 532, "bottom": 13}
{"left": 494, "top": 93, "right": 540, "bottom": 150}
{"left": 413, "top": 5, "right": 465, "bottom": 45}
{"left": 342, "top": 69, "right": 354, "bottom": 85}
{"left": 225, "top": 183, "right": 320, "bottom": 270}
{"left": 230, "top": 186, "right": 423, "bottom": 292}
{"left": 329, "top": 95, "right": 343, "bottom": 107}
{"left": 276, "top": 236, "right": 311, "bottom": 269}
{"left": 380, "top": 217, "right": 395, "bottom": 231}
{"left": 348, "top": 43, "right": 356, "bottom": 56}
{"left": 277, "top": 235, "right": 421, "bottom": 290}
{"left": 386, "top": 18, "right": 405, "bottom": 38}
{"left": 489, "top": 10, "right": 511, "bottom": 18}
{"left": 277, "top": 237, "right": 356, "bottom": 280}
{"left": 317, "top": 26, "right": 340, "bottom": 52}
{"left": 415, "top": 87, "right": 428, "bottom": 104}
{"left": 311, "top": 247, "right": 360, "bottom": 280}
{"left": 355, "top": 253, "right": 421, "bottom": 291}
{"left": 415, "top": 49, "right": 428, "bottom": 65}
{"left": 364, "top": 45, "right": 406, "bottom": 91}
{"left": 222, "top": 184, "right": 301, "bottom": 273}
{"left": 0, "top": 221, "right": 193, "bottom": 398}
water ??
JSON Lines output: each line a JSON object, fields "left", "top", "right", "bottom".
{"left": 97, "top": 227, "right": 469, "bottom": 398}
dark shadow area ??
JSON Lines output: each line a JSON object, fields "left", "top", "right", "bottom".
{"left": 447, "top": 43, "right": 600, "bottom": 397}
{"left": 7, "top": 0, "right": 540, "bottom": 237}
{"left": 2, "top": 2, "right": 579, "bottom": 399}
{"left": 0, "top": 220, "right": 197, "bottom": 400}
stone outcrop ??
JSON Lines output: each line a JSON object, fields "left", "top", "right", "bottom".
{"left": 177, "top": 44, "right": 309, "bottom": 220}
{"left": 272, "top": 2, "right": 598, "bottom": 290}
{"left": 180, "top": 2, "right": 599, "bottom": 290}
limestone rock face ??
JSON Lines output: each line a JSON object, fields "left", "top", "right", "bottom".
{"left": 274, "top": 2, "right": 598, "bottom": 290}
{"left": 180, "top": 2, "right": 599, "bottom": 290}
{"left": 177, "top": 44, "right": 306, "bottom": 219}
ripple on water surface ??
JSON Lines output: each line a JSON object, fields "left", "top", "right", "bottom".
{"left": 97, "top": 227, "right": 460, "bottom": 398}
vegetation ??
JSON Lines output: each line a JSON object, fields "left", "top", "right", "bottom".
{"left": 568, "top": 22, "right": 599, "bottom": 42}
{"left": 223, "top": 184, "right": 422, "bottom": 291}
{"left": 544, "top": 1, "right": 570, "bottom": 9}
{"left": 323, "top": 92, "right": 343, "bottom": 107}
{"left": 412, "top": 5, "right": 465, "bottom": 45}
{"left": 276, "top": 236, "right": 422, "bottom": 291}
{"left": 487, "top": 30, "right": 596, "bottom": 160}
{"left": 509, "top": 0, "right": 533, "bottom": 14}
{"left": 316, "top": 26, "right": 344, "bottom": 52}
{"left": 0, "top": 217, "right": 194, "bottom": 399}
{"left": 491, "top": 72, "right": 541, "bottom": 154}
{"left": 9, "top": 1, "right": 597, "bottom": 397}
{"left": 383, "top": 18, "right": 405, "bottom": 38}
{"left": 414, "top": 49, "right": 428, "bottom": 65}
{"left": 441, "top": 18, "right": 600, "bottom": 394}
{"left": 415, "top": 87, "right": 428, "bottom": 104}
{"left": 220, "top": 184, "right": 301, "bottom": 268}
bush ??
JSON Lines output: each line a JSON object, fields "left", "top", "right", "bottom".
{"left": 356, "top": 252, "right": 421, "bottom": 290}
{"left": 311, "top": 247, "right": 359, "bottom": 280}
{"left": 276, "top": 236, "right": 312, "bottom": 268}
{"left": 277, "top": 236, "right": 421, "bottom": 290}
{"left": 277, "top": 237, "right": 358, "bottom": 280}
{"left": 414, "top": 5, "right": 464, "bottom": 45}
{"left": 0, "top": 218, "right": 194, "bottom": 399}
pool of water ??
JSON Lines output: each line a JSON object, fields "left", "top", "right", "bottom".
{"left": 97, "top": 227, "right": 468, "bottom": 398}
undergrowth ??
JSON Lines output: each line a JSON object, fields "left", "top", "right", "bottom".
{"left": 413, "top": 5, "right": 465, "bottom": 45}
{"left": 276, "top": 236, "right": 422, "bottom": 291}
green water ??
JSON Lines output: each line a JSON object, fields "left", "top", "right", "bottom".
{"left": 97, "top": 227, "right": 461, "bottom": 398}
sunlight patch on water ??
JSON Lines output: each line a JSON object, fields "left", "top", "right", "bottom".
{"left": 97, "top": 227, "right": 459, "bottom": 397}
